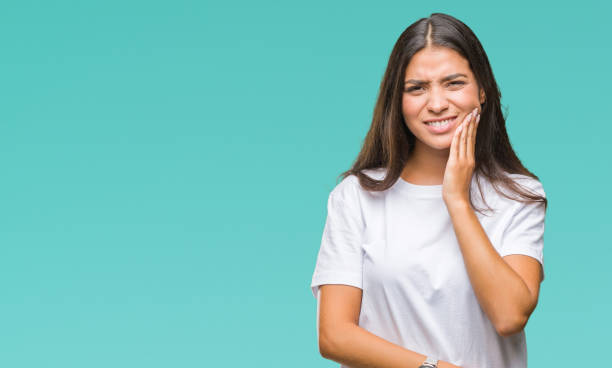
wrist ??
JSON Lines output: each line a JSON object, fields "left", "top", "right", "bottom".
{"left": 443, "top": 197, "right": 471, "bottom": 212}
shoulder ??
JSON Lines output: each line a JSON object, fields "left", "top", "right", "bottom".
{"left": 504, "top": 173, "right": 546, "bottom": 198}
{"left": 508, "top": 173, "right": 546, "bottom": 195}
{"left": 361, "top": 167, "right": 387, "bottom": 181}
{"left": 329, "top": 167, "right": 387, "bottom": 203}
{"left": 474, "top": 172, "right": 545, "bottom": 197}
{"left": 471, "top": 172, "right": 546, "bottom": 214}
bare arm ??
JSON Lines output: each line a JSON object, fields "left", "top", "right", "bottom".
{"left": 441, "top": 108, "right": 542, "bottom": 336}
{"left": 445, "top": 201, "right": 541, "bottom": 336}
{"left": 318, "top": 285, "right": 461, "bottom": 368}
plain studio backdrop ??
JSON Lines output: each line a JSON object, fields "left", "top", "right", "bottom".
{"left": 0, "top": 0, "right": 608, "bottom": 367}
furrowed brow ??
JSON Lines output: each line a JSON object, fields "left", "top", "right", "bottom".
{"left": 404, "top": 73, "right": 468, "bottom": 85}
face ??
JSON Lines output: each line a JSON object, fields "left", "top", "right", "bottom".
{"left": 402, "top": 46, "right": 485, "bottom": 151}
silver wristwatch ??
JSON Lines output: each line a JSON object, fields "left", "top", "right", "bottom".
{"left": 418, "top": 356, "right": 438, "bottom": 368}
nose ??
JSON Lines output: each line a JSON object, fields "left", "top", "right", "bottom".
{"left": 426, "top": 86, "right": 449, "bottom": 113}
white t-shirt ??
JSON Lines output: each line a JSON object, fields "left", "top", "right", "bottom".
{"left": 310, "top": 167, "right": 546, "bottom": 368}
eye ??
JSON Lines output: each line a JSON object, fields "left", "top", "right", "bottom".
{"left": 404, "top": 86, "right": 422, "bottom": 92}
{"left": 404, "top": 81, "right": 465, "bottom": 93}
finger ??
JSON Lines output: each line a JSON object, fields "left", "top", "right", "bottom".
{"left": 473, "top": 112, "right": 480, "bottom": 150}
{"left": 454, "top": 111, "right": 472, "bottom": 160}
{"left": 467, "top": 113, "right": 476, "bottom": 161}
{"left": 450, "top": 120, "right": 463, "bottom": 161}
{"left": 459, "top": 113, "right": 471, "bottom": 160}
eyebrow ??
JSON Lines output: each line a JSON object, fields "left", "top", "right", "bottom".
{"left": 404, "top": 73, "right": 468, "bottom": 85}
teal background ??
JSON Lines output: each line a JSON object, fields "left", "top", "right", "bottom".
{"left": 0, "top": 0, "right": 608, "bottom": 366}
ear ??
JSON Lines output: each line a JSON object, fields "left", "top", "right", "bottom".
{"left": 479, "top": 87, "right": 486, "bottom": 105}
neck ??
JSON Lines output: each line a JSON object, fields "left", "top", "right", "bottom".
{"left": 401, "top": 143, "right": 450, "bottom": 185}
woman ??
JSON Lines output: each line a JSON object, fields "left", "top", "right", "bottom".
{"left": 310, "top": 13, "right": 547, "bottom": 368}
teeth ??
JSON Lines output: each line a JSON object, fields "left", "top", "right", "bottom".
{"left": 426, "top": 118, "right": 453, "bottom": 127}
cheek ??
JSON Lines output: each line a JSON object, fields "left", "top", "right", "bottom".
{"left": 450, "top": 87, "right": 481, "bottom": 106}
{"left": 401, "top": 96, "right": 423, "bottom": 120}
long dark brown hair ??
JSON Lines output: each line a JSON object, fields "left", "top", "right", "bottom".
{"left": 338, "top": 13, "right": 547, "bottom": 214}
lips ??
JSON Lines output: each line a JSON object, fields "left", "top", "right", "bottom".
{"left": 423, "top": 116, "right": 457, "bottom": 134}
{"left": 424, "top": 115, "right": 457, "bottom": 123}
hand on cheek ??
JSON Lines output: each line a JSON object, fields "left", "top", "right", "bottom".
{"left": 442, "top": 107, "right": 480, "bottom": 206}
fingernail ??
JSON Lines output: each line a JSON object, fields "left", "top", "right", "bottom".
{"left": 476, "top": 114, "right": 481, "bottom": 123}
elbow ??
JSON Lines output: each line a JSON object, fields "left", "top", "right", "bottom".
{"left": 495, "top": 314, "right": 528, "bottom": 337}
{"left": 318, "top": 324, "right": 350, "bottom": 360}
{"left": 318, "top": 324, "right": 338, "bottom": 359}
{"left": 494, "top": 297, "right": 537, "bottom": 337}
{"left": 318, "top": 329, "right": 334, "bottom": 359}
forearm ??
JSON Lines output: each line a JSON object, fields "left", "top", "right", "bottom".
{"left": 322, "top": 323, "right": 460, "bottom": 368}
{"left": 446, "top": 200, "right": 533, "bottom": 334}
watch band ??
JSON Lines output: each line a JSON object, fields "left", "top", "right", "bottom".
{"left": 418, "top": 356, "right": 438, "bottom": 368}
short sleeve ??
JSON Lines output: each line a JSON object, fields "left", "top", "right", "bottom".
{"left": 499, "top": 179, "right": 547, "bottom": 281}
{"left": 310, "top": 179, "right": 365, "bottom": 299}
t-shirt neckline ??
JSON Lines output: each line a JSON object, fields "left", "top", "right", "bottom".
{"left": 393, "top": 176, "right": 443, "bottom": 198}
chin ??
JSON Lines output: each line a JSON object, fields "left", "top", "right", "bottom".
{"left": 412, "top": 134, "right": 453, "bottom": 151}
{"left": 428, "top": 139, "right": 453, "bottom": 151}
{"left": 433, "top": 145, "right": 451, "bottom": 151}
